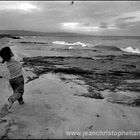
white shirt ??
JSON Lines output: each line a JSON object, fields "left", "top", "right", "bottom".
{"left": 6, "top": 55, "right": 23, "bottom": 79}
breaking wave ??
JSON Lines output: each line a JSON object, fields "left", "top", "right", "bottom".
{"left": 52, "top": 41, "right": 92, "bottom": 47}
{"left": 121, "top": 46, "right": 140, "bottom": 54}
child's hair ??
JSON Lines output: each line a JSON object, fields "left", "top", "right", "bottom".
{"left": 0, "top": 47, "right": 14, "bottom": 62}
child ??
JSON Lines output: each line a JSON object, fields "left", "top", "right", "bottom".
{"left": 0, "top": 46, "right": 24, "bottom": 110}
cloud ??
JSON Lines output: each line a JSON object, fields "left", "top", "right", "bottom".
{"left": 0, "top": 1, "right": 40, "bottom": 12}
{"left": 99, "top": 22, "right": 119, "bottom": 30}
{"left": 99, "top": 22, "right": 108, "bottom": 29}
{"left": 61, "top": 22, "right": 100, "bottom": 32}
{"left": 61, "top": 22, "right": 118, "bottom": 32}
{"left": 116, "top": 16, "right": 136, "bottom": 22}
{"left": 0, "top": 1, "right": 140, "bottom": 36}
{"left": 123, "top": 10, "right": 140, "bottom": 22}
{"left": 113, "top": 10, "right": 140, "bottom": 29}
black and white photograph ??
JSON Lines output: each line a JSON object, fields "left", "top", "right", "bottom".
{"left": 0, "top": 1, "right": 140, "bottom": 139}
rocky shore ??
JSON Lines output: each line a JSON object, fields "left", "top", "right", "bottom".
{"left": 23, "top": 54, "right": 140, "bottom": 106}
{"left": 1, "top": 52, "right": 140, "bottom": 139}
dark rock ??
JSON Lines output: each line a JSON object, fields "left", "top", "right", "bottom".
{"left": 74, "top": 91, "right": 104, "bottom": 100}
{"left": 89, "top": 125, "right": 93, "bottom": 129}
{"left": 133, "top": 99, "right": 140, "bottom": 106}
{"left": 19, "top": 41, "right": 48, "bottom": 44}
{"left": 22, "top": 55, "right": 140, "bottom": 106}
{"left": 0, "top": 35, "right": 21, "bottom": 39}
{"left": 0, "top": 119, "right": 7, "bottom": 123}
{"left": 96, "top": 114, "right": 100, "bottom": 117}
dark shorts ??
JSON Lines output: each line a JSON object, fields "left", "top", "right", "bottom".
{"left": 9, "top": 75, "right": 24, "bottom": 103}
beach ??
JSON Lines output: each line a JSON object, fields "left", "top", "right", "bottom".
{"left": 0, "top": 35, "right": 140, "bottom": 139}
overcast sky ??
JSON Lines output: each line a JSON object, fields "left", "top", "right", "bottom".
{"left": 0, "top": 1, "right": 140, "bottom": 36}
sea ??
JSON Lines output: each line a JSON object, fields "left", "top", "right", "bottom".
{"left": 1, "top": 35, "right": 140, "bottom": 59}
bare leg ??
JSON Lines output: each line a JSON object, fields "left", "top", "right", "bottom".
{"left": 18, "top": 96, "right": 24, "bottom": 104}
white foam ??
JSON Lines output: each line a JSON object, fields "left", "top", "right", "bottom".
{"left": 68, "top": 47, "right": 73, "bottom": 49}
{"left": 121, "top": 46, "right": 140, "bottom": 54}
{"left": 52, "top": 41, "right": 91, "bottom": 47}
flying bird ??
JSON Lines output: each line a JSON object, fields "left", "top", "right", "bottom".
{"left": 70, "top": 1, "right": 74, "bottom": 5}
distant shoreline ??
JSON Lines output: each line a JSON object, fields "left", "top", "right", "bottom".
{"left": 0, "top": 30, "right": 140, "bottom": 39}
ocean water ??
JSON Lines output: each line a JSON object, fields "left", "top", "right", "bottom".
{"left": 20, "top": 35, "right": 140, "bottom": 53}
{"left": 0, "top": 35, "right": 140, "bottom": 59}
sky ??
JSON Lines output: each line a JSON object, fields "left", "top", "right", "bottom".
{"left": 0, "top": 1, "right": 140, "bottom": 36}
